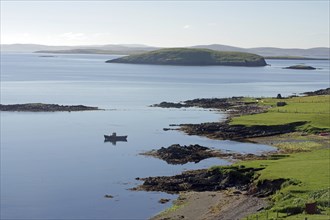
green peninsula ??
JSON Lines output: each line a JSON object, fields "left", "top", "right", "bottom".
{"left": 106, "top": 48, "right": 267, "bottom": 67}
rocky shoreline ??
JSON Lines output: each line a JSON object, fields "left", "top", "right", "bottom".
{"left": 0, "top": 103, "right": 100, "bottom": 112}
{"left": 133, "top": 166, "right": 286, "bottom": 197}
{"left": 151, "top": 97, "right": 269, "bottom": 117}
{"left": 180, "top": 121, "right": 307, "bottom": 140}
{"left": 140, "top": 144, "right": 268, "bottom": 165}
{"left": 152, "top": 97, "right": 308, "bottom": 140}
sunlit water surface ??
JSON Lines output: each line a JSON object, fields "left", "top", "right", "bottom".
{"left": 1, "top": 53, "right": 328, "bottom": 219}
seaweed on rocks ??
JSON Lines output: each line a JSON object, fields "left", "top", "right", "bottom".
{"left": 180, "top": 121, "right": 307, "bottom": 140}
{"left": 132, "top": 166, "right": 264, "bottom": 194}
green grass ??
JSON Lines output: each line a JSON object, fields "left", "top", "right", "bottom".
{"left": 231, "top": 95, "right": 330, "bottom": 133}
{"left": 229, "top": 95, "right": 330, "bottom": 219}
{"left": 238, "top": 149, "right": 330, "bottom": 219}
{"left": 274, "top": 141, "right": 323, "bottom": 153}
{"left": 106, "top": 48, "right": 267, "bottom": 66}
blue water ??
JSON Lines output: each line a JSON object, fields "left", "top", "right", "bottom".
{"left": 1, "top": 53, "right": 329, "bottom": 219}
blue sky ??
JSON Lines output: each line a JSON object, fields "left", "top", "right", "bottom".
{"left": 1, "top": 1, "right": 329, "bottom": 48}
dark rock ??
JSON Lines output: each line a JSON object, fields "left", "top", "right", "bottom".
{"left": 248, "top": 178, "right": 288, "bottom": 197}
{"left": 104, "top": 194, "right": 114, "bottom": 198}
{"left": 276, "top": 102, "right": 287, "bottom": 107}
{"left": 159, "top": 198, "right": 171, "bottom": 204}
{"left": 303, "top": 88, "right": 330, "bottom": 96}
{"left": 141, "top": 144, "right": 268, "bottom": 165}
{"left": 132, "top": 166, "right": 264, "bottom": 194}
{"left": 151, "top": 97, "right": 269, "bottom": 116}
{"left": 151, "top": 102, "right": 186, "bottom": 108}
{"left": 141, "top": 144, "right": 223, "bottom": 165}
{"left": 284, "top": 65, "right": 316, "bottom": 70}
{"left": 180, "top": 121, "right": 307, "bottom": 140}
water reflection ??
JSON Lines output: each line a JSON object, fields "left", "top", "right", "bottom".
{"left": 104, "top": 139, "right": 128, "bottom": 145}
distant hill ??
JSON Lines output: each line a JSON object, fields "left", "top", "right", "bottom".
{"left": 1, "top": 43, "right": 329, "bottom": 59}
{"left": 106, "top": 48, "right": 267, "bottom": 67}
{"left": 1, "top": 43, "right": 158, "bottom": 53}
{"left": 35, "top": 48, "right": 151, "bottom": 55}
{"left": 192, "top": 44, "right": 330, "bottom": 59}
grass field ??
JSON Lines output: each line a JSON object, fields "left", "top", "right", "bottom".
{"left": 228, "top": 95, "right": 330, "bottom": 219}
{"left": 238, "top": 149, "right": 330, "bottom": 219}
{"left": 231, "top": 95, "right": 330, "bottom": 133}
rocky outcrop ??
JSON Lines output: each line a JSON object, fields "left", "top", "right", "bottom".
{"left": 0, "top": 103, "right": 100, "bottom": 112}
{"left": 132, "top": 166, "right": 264, "bottom": 194}
{"left": 151, "top": 97, "right": 269, "bottom": 117}
{"left": 180, "top": 121, "right": 307, "bottom": 140}
{"left": 303, "top": 88, "right": 330, "bottom": 96}
{"left": 141, "top": 144, "right": 267, "bottom": 165}
{"left": 141, "top": 144, "right": 223, "bottom": 165}
{"left": 284, "top": 65, "right": 316, "bottom": 70}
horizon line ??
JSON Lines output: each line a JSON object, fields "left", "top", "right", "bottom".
{"left": 1, "top": 43, "right": 329, "bottom": 50}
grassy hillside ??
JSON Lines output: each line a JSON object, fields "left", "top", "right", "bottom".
{"left": 106, "top": 48, "right": 267, "bottom": 67}
{"left": 222, "top": 94, "right": 330, "bottom": 219}
{"left": 239, "top": 149, "right": 330, "bottom": 219}
{"left": 230, "top": 95, "right": 330, "bottom": 133}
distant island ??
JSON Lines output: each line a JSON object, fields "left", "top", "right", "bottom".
{"left": 105, "top": 48, "right": 267, "bottom": 67}
{"left": 0, "top": 103, "right": 100, "bottom": 112}
{"left": 284, "top": 65, "right": 316, "bottom": 70}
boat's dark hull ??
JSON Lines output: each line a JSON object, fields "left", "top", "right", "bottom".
{"left": 104, "top": 135, "right": 127, "bottom": 141}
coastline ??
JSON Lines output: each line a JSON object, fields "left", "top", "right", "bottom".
{"left": 145, "top": 89, "right": 330, "bottom": 220}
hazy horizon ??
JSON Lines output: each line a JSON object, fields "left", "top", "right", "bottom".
{"left": 1, "top": 42, "right": 330, "bottom": 50}
{"left": 1, "top": 1, "right": 329, "bottom": 48}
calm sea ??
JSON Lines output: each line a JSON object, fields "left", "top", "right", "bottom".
{"left": 1, "top": 53, "right": 329, "bottom": 219}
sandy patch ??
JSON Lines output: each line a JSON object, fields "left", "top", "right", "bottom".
{"left": 151, "top": 190, "right": 267, "bottom": 220}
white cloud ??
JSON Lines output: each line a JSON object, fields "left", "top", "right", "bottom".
{"left": 183, "top": 25, "right": 191, "bottom": 29}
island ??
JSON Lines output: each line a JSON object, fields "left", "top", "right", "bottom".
{"left": 105, "top": 48, "right": 267, "bottom": 67}
{"left": 283, "top": 64, "right": 316, "bottom": 70}
{"left": 0, "top": 103, "right": 100, "bottom": 112}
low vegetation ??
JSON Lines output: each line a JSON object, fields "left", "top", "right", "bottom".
{"left": 106, "top": 48, "right": 267, "bottom": 67}
{"left": 227, "top": 94, "right": 330, "bottom": 219}
{"left": 231, "top": 95, "right": 330, "bottom": 133}
{"left": 239, "top": 149, "right": 330, "bottom": 219}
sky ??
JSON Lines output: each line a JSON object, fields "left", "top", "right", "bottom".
{"left": 1, "top": 1, "right": 329, "bottom": 48}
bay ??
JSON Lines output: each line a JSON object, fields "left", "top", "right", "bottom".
{"left": 0, "top": 53, "right": 328, "bottom": 219}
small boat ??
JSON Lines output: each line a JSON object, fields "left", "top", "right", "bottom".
{"left": 104, "top": 132, "right": 128, "bottom": 145}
